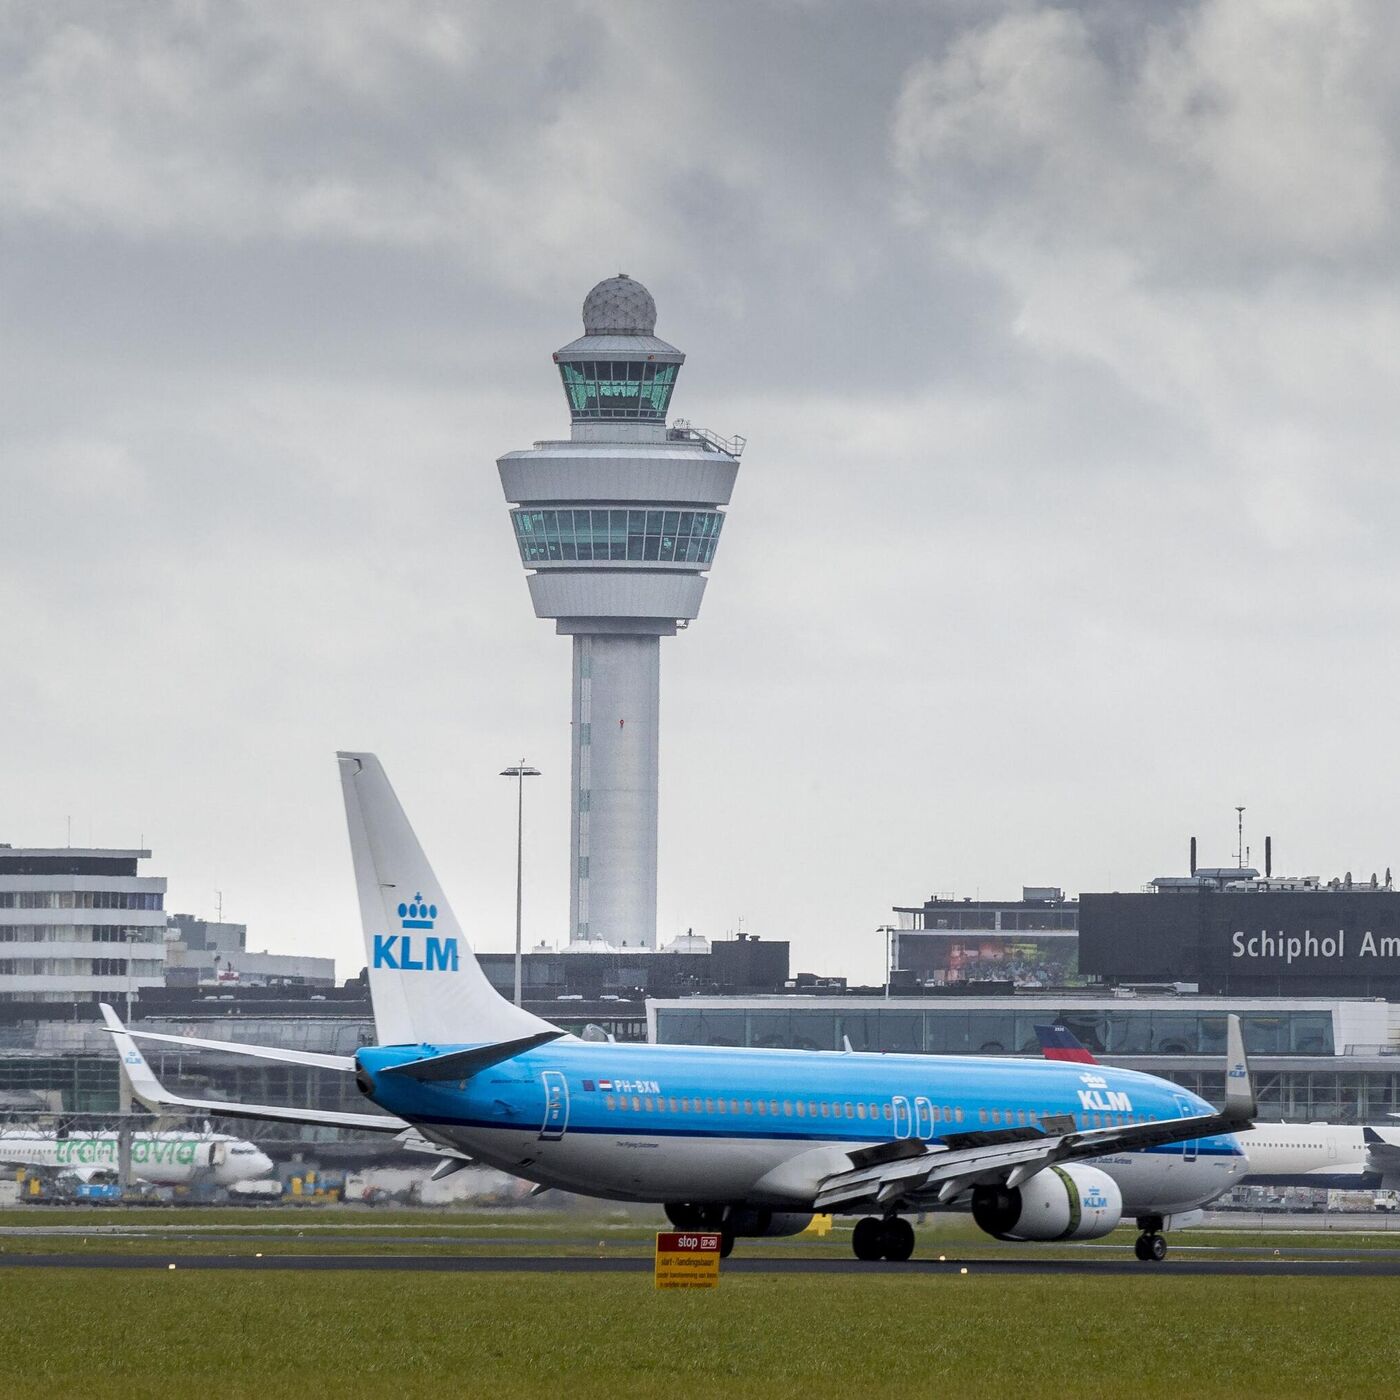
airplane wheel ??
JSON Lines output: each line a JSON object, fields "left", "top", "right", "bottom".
{"left": 882, "top": 1217, "right": 915, "bottom": 1262}
{"left": 852, "top": 1217, "right": 884, "bottom": 1261}
{"left": 719, "top": 1232, "right": 735, "bottom": 1259}
{"left": 1135, "top": 1232, "right": 1167, "bottom": 1262}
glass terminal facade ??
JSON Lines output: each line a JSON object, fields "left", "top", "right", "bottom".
{"left": 513, "top": 508, "right": 722, "bottom": 564}
{"left": 652, "top": 1005, "right": 1335, "bottom": 1057}
{"left": 559, "top": 360, "right": 678, "bottom": 420}
{"left": 649, "top": 998, "right": 1400, "bottom": 1123}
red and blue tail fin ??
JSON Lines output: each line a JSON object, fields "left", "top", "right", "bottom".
{"left": 1033, "top": 1023, "right": 1099, "bottom": 1064}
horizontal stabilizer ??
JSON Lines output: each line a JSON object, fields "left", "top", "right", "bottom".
{"left": 431, "top": 1157, "right": 471, "bottom": 1181}
{"left": 380, "top": 1030, "right": 563, "bottom": 1083}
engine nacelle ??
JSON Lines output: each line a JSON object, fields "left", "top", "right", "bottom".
{"left": 723, "top": 1208, "right": 813, "bottom": 1238}
{"left": 664, "top": 1203, "right": 813, "bottom": 1237}
{"left": 971, "top": 1165, "right": 1122, "bottom": 1241}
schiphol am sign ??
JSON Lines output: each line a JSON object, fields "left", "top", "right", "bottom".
{"left": 1232, "top": 928, "right": 1400, "bottom": 967}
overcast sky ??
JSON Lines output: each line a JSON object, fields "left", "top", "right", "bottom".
{"left": 4, "top": 1, "right": 1398, "bottom": 984}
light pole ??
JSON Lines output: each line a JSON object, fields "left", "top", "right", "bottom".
{"left": 877, "top": 925, "right": 895, "bottom": 999}
{"left": 501, "top": 761, "right": 541, "bottom": 1006}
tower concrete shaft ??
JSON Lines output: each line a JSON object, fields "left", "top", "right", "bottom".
{"left": 497, "top": 275, "right": 741, "bottom": 948}
{"left": 570, "top": 633, "right": 659, "bottom": 946}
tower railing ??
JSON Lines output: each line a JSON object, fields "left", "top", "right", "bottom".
{"left": 667, "top": 420, "right": 746, "bottom": 457}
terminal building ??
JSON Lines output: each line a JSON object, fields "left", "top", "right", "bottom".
{"left": 165, "top": 914, "right": 335, "bottom": 990}
{"left": 1078, "top": 861, "right": 1400, "bottom": 998}
{"left": 647, "top": 994, "right": 1400, "bottom": 1124}
{"left": 891, "top": 887, "right": 1082, "bottom": 989}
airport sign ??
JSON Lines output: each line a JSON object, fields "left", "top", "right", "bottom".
{"left": 654, "top": 1231, "right": 721, "bottom": 1289}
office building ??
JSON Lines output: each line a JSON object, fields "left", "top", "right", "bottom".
{"left": 0, "top": 845, "right": 166, "bottom": 1004}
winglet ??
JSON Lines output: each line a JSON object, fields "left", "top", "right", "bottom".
{"left": 99, "top": 1002, "right": 174, "bottom": 1114}
{"left": 1224, "top": 1013, "right": 1255, "bottom": 1121}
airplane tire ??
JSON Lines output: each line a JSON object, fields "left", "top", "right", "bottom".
{"left": 719, "top": 1232, "right": 735, "bottom": 1259}
{"left": 1135, "top": 1232, "right": 1167, "bottom": 1262}
{"left": 882, "top": 1217, "right": 915, "bottom": 1262}
{"left": 852, "top": 1217, "right": 884, "bottom": 1261}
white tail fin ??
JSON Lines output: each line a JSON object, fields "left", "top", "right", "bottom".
{"left": 337, "top": 752, "right": 556, "bottom": 1046}
{"left": 99, "top": 1001, "right": 169, "bottom": 1114}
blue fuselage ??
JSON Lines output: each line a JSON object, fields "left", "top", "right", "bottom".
{"left": 358, "top": 1039, "right": 1245, "bottom": 1215}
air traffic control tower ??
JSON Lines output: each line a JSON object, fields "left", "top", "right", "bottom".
{"left": 497, "top": 275, "right": 742, "bottom": 948}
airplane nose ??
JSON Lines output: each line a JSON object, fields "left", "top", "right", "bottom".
{"left": 254, "top": 1153, "right": 274, "bottom": 1177}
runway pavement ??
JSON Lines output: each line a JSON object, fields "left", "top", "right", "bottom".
{"left": 6, "top": 1251, "right": 1400, "bottom": 1276}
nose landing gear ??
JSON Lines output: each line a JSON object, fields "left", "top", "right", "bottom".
{"left": 852, "top": 1215, "right": 915, "bottom": 1262}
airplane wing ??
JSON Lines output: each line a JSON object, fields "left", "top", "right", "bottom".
{"left": 104, "top": 1024, "right": 356, "bottom": 1072}
{"left": 98, "top": 1003, "right": 407, "bottom": 1135}
{"left": 815, "top": 1013, "right": 1255, "bottom": 1213}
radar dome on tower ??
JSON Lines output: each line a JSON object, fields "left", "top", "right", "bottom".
{"left": 582, "top": 274, "right": 657, "bottom": 336}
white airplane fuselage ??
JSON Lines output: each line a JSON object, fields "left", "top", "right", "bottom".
{"left": 0, "top": 1131, "right": 273, "bottom": 1187}
{"left": 1238, "top": 1123, "right": 1399, "bottom": 1189}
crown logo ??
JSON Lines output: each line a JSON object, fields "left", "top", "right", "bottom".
{"left": 398, "top": 893, "right": 437, "bottom": 930}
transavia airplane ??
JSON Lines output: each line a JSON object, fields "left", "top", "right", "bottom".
{"left": 100, "top": 753, "right": 1258, "bottom": 1264}
{"left": 1036, "top": 1023, "right": 1400, "bottom": 1191}
{"left": 0, "top": 1129, "right": 273, "bottom": 1187}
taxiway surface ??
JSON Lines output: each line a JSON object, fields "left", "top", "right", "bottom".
{"left": 5, "top": 1251, "right": 1400, "bottom": 1277}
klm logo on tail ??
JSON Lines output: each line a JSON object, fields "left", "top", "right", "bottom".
{"left": 372, "top": 892, "right": 459, "bottom": 972}
{"left": 373, "top": 935, "right": 459, "bottom": 971}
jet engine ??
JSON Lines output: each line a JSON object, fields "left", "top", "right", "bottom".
{"left": 664, "top": 1203, "right": 813, "bottom": 1237}
{"left": 971, "top": 1164, "right": 1122, "bottom": 1241}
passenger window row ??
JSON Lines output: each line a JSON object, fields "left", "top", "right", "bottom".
{"left": 597, "top": 1095, "right": 1166, "bottom": 1134}
{"left": 603, "top": 1094, "right": 895, "bottom": 1120}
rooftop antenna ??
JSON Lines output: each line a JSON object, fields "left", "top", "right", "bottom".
{"left": 65, "top": 815, "right": 71, "bottom": 848}
{"left": 1235, "top": 806, "right": 1246, "bottom": 869}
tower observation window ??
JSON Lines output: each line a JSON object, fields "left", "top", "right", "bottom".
{"left": 512, "top": 508, "right": 723, "bottom": 564}
{"left": 559, "top": 361, "right": 678, "bottom": 420}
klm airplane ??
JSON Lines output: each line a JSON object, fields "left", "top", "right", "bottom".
{"left": 101, "top": 753, "right": 1255, "bottom": 1263}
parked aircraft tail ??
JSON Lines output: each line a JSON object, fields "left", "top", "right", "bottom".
{"left": 1033, "top": 1024, "right": 1100, "bottom": 1064}
{"left": 337, "top": 752, "right": 558, "bottom": 1046}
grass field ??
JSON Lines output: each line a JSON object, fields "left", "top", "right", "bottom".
{"left": 4, "top": 1208, "right": 1400, "bottom": 1397}
{"left": 2, "top": 1268, "right": 1398, "bottom": 1399}
{"left": 3, "top": 1205, "right": 1400, "bottom": 1260}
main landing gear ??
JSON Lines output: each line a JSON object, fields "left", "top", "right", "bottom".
{"left": 852, "top": 1215, "right": 915, "bottom": 1262}
{"left": 1134, "top": 1215, "right": 1168, "bottom": 1262}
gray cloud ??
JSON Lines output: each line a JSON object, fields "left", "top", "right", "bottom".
{"left": 3, "top": 1, "right": 1398, "bottom": 982}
